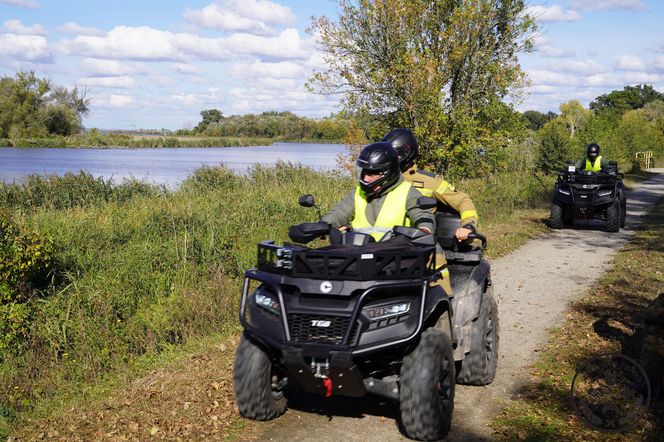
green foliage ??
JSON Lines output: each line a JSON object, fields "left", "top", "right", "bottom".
{"left": 0, "top": 71, "right": 88, "bottom": 138}
{"left": 536, "top": 119, "right": 572, "bottom": 175}
{"left": 192, "top": 110, "right": 349, "bottom": 141}
{"left": 0, "top": 215, "right": 58, "bottom": 358}
{"left": 590, "top": 84, "right": 664, "bottom": 117}
{"left": 308, "top": 0, "right": 536, "bottom": 176}
{"left": 522, "top": 110, "right": 557, "bottom": 131}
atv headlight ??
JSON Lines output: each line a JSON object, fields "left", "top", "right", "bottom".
{"left": 255, "top": 292, "right": 280, "bottom": 315}
{"left": 598, "top": 190, "right": 612, "bottom": 197}
{"left": 558, "top": 188, "right": 571, "bottom": 195}
{"left": 363, "top": 302, "right": 411, "bottom": 321}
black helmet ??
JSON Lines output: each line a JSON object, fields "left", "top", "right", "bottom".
{"left": 356, "top": 142, "right": 400, "bottom": 199}
{"left": 381, "top": 128, "right": 419, "bottom": 171}
{"left": 587, "top": 143, "right": 600, "bottom": 161}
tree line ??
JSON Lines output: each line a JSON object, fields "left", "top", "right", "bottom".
{"left": 182, "top": 109, "right": 350, "bottom": 141}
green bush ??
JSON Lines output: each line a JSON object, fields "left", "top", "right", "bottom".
{"left": 0, "top": 215, "right": 58, "bottom": 358}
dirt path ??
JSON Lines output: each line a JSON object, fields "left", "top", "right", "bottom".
{"left": 255, "top": 169, "right": 664, "bottom": 442}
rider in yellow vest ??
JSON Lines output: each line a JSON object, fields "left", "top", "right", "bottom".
{"left": 575, "top": 143, "right": 609, "bottom": 172}
{"left": 321, "top": 142, "right": 434, "bottom": 241}
{"left": 382, "top": 128, "right": 480, "bottom": 294}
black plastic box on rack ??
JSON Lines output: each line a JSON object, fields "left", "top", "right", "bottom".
{"left": 257, "top": 237, "right": 435, "bottom": 281}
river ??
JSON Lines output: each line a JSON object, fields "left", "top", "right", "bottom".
{"left": 0, "top": 142, "right": 345, "bottom": 187}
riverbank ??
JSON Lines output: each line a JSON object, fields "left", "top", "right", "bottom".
{"left": 2, "top": 165, "right": 554, "bottom": 438}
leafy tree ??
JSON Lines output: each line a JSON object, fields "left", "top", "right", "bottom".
{"left": 194, "top": 108, "right": 224, "bottom": 133}
{"left": 536, "top": 118, "right": 571, "bottom": 174}
{"left": 522, "top": 110, "right": 556, "bottom": 131}
{"left": 559, "top": 100, "right": 591, "bottom": 138}
{"left": 308, "top": 0, "right": 536, "bottom": 176}
{"left": 0, "top": 71, "right": 89, "bottom": 137}
{"left": 590, "top": 84, "right": 664, "bottom": 116}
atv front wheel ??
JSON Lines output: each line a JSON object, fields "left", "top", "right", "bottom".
{"left": 400, "top": 328, "right": 455, "bottom": 440}
{"left": 620, "top": 192, "right": 627, "bottom": 228}
{"left": 606, "top": 199, "right": 620, "bottom": 233}
{"left": 233, "top": 336, "right": 287, "bottom": 420}
{"left": 550, "top": 203, "right": 564, "bottom": 229}
{"left": 456, "top": 288, "right": 499, "bottom": 385}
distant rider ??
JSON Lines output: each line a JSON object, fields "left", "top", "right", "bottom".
{"left": 575, "top": 143, "right": 609, "bottom": 172}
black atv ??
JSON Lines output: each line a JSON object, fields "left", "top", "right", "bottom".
{"left": 233, "top": 195, "right": 498, "bottom": 441}
{"left": 550, "top": 162, "right": 626, "bottom": 232}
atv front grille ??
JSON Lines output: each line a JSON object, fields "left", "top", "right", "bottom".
{"left": 287, "top": 313, "right": 350, "bottom": 345}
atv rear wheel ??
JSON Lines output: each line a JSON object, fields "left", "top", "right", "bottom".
{"left": 606, "top": 199, "right": 620, "bottom": 233}
{"left": 456, "top": 288, "right": 499, "bottom": 385}
{"left": 233, "top": 336, "right": 287, "bottom": 420}
{"left": 550, "top": 203, "right": 564, "bottom": 229}
{"left": 400, "top": 328, "right": 455, "bottom": 441}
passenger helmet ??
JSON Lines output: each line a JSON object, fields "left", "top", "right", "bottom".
{"left": 381, "top": 128, "right": 418, "bottom": 171}
{"left": 587, "top": 143, "right": 600, "bottom": 161}
{"left": 356, "top": 142, "right": 401, "bottom": 199}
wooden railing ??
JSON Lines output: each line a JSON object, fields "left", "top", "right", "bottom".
{"left": 635, "top": 151, "right": 653, "bottom": 170}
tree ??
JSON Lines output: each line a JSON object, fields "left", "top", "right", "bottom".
{"left": 308, "top": 0, "right": 535, "bottom": 176}
{"left": 195, "top": 109, "right": 224, "bottom": 133}
{"left": 590, "top": 84, "right": 664, "bottom": 116}
{"left": 559, "top": 100, "right": 591, "bottom": 138}
{"left": 0, "top": 71, "right": 89, "bottom": 137}
{"left": 536, "top": 118, "right": 571, "bottom": 174}
{"left": 522, "top": 110, "right": 556, "bottom": 131}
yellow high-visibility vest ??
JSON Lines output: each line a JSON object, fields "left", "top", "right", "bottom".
{"left": 351, "top": 181, "right": 412, "bottom": 241}
{"left": 585, "top": 156, "right": 603, "bottom": 172}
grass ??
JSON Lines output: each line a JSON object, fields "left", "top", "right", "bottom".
{"left": 0, "top": 165, "right": 567, "bottom": 438}
{"left": 492, "top": 196, "right": 664, "bottom": 441}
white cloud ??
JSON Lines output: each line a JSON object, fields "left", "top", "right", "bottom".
{"left": 528, "top": 68, "right": 660, "bottom": 89}
{"left": 525, "top": 5, "right": 581, "bottom": 23}
{"left": 0, "top": 33, "right": 49, "bottom": 61}
{"left": 614, "top": 54, "right": 644, "bottom": 71}
{"left": 548, "top": 59, "right": 606, "bottom": 75}
{"left": 653, "top": 56, "right": 664, "bottom": 73}
{"left": 80, "top": 58, "right": 148, "bottom": 77}
{"left": 109, "top": 94, "right": 133, "bottom": 107}
{"left": 59, "top": 25, "right": 311, "bottom": 62}
{"left": 61, "top": 26, "right": 185, "bottom": 61}
{"left": 532, "top": 34, "right": 575, "bottom": 58}
{"left": 1, "top": 19, "right": 44, "bottom": 35}
{"left": 0, "top": 0, "right": 40, "bottom": 8}
{"left": 78, "top": 76, "right": 136, "bottom": 88}
{"left": 185, "top": 0, "right": 295, "bottom": 35}
{"left": 57, "top": 22, "right": 105, "bottom": 37}
{"left": 170, "top": 63, "right": 200, "bottom": 74}
{"left": 230, "top": 60, "right": 306, "bottom": 79}
{"left": 568, "top": 0, "right": 646, "bottom": 11}
{"left": 171, "top": 94, "right": 197, "bottom": 105}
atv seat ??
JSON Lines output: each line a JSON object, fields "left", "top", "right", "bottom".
{"left": 435, "top": 208, "right": 483, "bottom": 263}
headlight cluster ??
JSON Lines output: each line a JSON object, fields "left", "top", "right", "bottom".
{"left": 362, "top": 301, "right": 411, "bottom": 321}
{"left": 558, "top": 187, "right": 571, "bottom": 195}
{"left": 255, "top": 292, "right": 280, "bottom": 315}
{"left": 598, "top": 190, "right": 612, "bottom": 197}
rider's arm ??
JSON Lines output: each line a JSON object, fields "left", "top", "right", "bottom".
{"left": 320, "top": 190, "right": 355, "bottom": 228}
{"left": 433, "top": 176, "right": 478, "bottom": 228}
{"left": 405, "top": 187, "right": 434, "bottom": 233}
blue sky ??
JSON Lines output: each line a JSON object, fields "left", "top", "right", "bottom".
{"left": 1, "top": 0, "right": 663, "bottom": 130}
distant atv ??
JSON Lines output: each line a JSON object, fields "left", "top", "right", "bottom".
{"left": 233, "top": 195, "right": 499, "bottom": 441}
{"left": 550, "top": 162, "right": 626, "bottom": 232}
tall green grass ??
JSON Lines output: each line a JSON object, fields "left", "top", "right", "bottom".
{"left": 0, "top": 164, "right": 553, "bottom": 435}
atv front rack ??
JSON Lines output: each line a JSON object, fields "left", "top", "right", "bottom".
{"left": 257, "top": 240, "right": 435, "bottom": 281}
